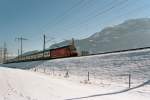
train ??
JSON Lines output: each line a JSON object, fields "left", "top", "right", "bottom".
{"left": 5, "top": 41, "right": 78, "bottom": 63}
{"left": 5, "top": 37, "right": 150, "bottom": 64}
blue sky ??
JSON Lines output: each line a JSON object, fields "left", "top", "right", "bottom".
{"left": 0, "top": 0, "right": 150, "bottom": 55}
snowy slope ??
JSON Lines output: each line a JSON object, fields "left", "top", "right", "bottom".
{"left": 3, "top": 48, "right": 150, "bottom": 85}
{"left": 0, "top": 66, "right": 150, "bottom": 100}
{"left": 32, "top": 49, "right": 150, "bottom": 85}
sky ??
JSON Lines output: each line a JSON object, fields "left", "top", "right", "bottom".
{"left": 0, "top": 0, "right": 150, "bottom": 55}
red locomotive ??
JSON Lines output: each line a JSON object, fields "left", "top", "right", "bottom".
{"left": 50, "top": 44, "right": 78, "bottom": 58}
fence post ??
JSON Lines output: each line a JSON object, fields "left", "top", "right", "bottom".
{"left": 129, "top": 74, "right": 131, "bottom": 88}
{"left": 34, "top": 68, "right": 36, "bottom": 72}
{"left": 53, "top": 67, "right": 54, "bottom": 76}
{"left": 44, "top": 68, "right": 45, "bottom": 73}
{"left": 88, "top": 72, "right": 90, "bottom": 81}
{"left": 65, "top": 71, "right": 69, "bottom": 78}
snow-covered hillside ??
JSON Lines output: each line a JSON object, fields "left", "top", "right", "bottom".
{"left": 30, "top": 49, "right": 150, "bottom": 86}
{"left": 0, "top": 66, "right": 150, "bottom": 100}
{"left": 1, "top": 49, "right": 150, "bottom": 100}
{"left": 2, "top": 48, "right": 150, "bottom": 87}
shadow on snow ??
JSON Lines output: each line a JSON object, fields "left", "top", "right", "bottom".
{"left": 66, "top": 80, "right": 150, "bottom": 100}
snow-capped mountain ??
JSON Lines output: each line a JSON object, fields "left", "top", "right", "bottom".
{"left": 50, "top": 18, "right": 150, "bottom": 54}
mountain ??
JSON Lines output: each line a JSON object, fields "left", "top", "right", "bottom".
{"left": 51, "top": 18, "right": 150, "bottom": 54}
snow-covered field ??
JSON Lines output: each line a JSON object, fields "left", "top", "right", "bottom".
{"left": 1, "top": 49, "right": 150, "bottom": 100}
{"left": 0, "top": 66, "right": 150, "bottom": 100}
{"left": 32, "top": 49, "right": 150, "bottom": 85}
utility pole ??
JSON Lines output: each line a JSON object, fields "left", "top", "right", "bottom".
{"left": 3, "top": 42, "right": 7, "bottom": 63}
{"left": 0, "top": 48, "right": 2, "bottom": 63}
{"left": 71, "top": 38, "right": 75, "bottom": 45}
{"left": 18, "top": 49, "right": 20, "bottom": 60}
{"left": 15, "top": 36, "right": 28, "bottom": 59}
{"left": 43, "top": 34, "right": 46, "bottom": 58}
{"left": 42, "top": 34, "right": 55, "bottom": 58}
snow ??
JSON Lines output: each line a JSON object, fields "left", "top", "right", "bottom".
{"left": 30, "top": 48, "right": 150, "bottom": 86}
{"left": 0, "top": 66, "right": 150, "bottom": 100}
{"left": 1, "top": 48, "right": 150, "bottom": 100}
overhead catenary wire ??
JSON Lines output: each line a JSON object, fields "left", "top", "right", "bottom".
{"left": 51, "top": 0, "right": 107, "bottom": 27}
{"left": 42, "top": 0, "right": 128, "bottom": 40}
{"left": 57, "top": 0, "right": 118, "bottom": 31}
{"left": 56, "top": 0, "right": 130, "bottom": 35}
{"left": 39, "top": 0, "right": 95, "bottom": 46}
{"left": 41, "top": 0, "right": 148, "bottom": 43}
{"left": 38, "top": 0, "right": 93, "bottom": 46}
{"left": 41, "top": 0, "right": 90, "bottom": 33}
